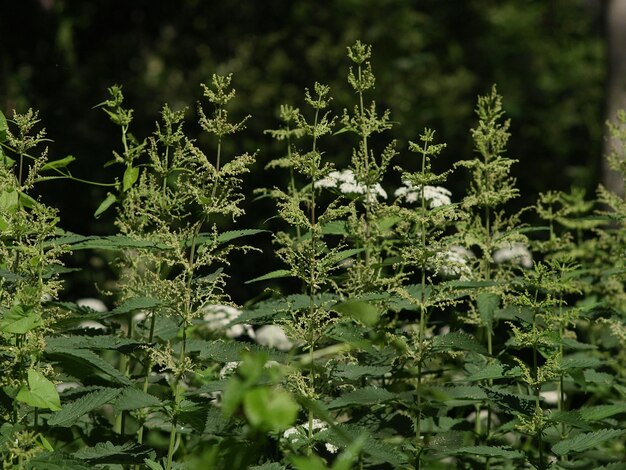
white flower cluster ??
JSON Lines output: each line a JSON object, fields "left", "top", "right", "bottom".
{"left": 435, "top": 245, "right": 474, "bottom": 280}
{"left": 394, "top": 181, "right": 452, "bottom": 208}
{"left": 492, "top": 243, "right": 533, "bottom": 268}
{"left": 314, "top": 169, "right": 387, "bottom": 202}
{"left": 200, "top": 304, "right": 255, "bottom": 339}
{"left": 201, "top": 305, "right": 295, "bottom": 351}
{"left": 283, "top": 419, "right": 339, "bottom": 454}
{"left": 254, "top": 325, "right": 293, "bottom": 351}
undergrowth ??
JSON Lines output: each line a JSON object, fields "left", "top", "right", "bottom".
{"left": 0, "top": 41, "right": 625, "bottom": 470}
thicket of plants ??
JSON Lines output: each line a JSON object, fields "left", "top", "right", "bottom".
{"left": 0, "top": 41, "right": 625, "bottom": 469}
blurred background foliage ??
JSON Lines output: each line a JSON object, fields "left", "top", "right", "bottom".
{"left": 0, "top": 0, "right": 606, "bottom": 302}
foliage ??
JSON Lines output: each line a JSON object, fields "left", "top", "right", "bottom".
{"left": 1, "top": 40, "right": 625, "bottom": 470}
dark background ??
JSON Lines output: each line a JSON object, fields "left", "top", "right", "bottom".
{"left": 0, "top": 0, "right": 607, "bottom": 303}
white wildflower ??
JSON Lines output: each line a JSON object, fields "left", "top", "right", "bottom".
{"left": 219, "top": 361, "right": 240, "bottom": 380}
{"left": 540, "top": 390, "right": 562, "bottom": 405}
{"left": 492, "top": 243, "right": 533, "bottom": 268}
{"left": 255, "top": 325, "right": 293, "bottom": 351}
{"left": 283, "top": 426, "right": 300, "bottom": 440}
{"left": 200, "top": 304, "right": 255, "bottom": 339}
{"left": 434, "top": 245, "right": 474, "bottom": 280}
{"left": 395, "top": 181, "right": 452, "bottom": 208}
{"left": 325, "top": 443, "right": 339, "bottom": 454}
{"left": 315, "top": 169, "right": 387, "bottom": 202}
{"left": 76, "top": 298, "right": 108, "bottom": 312}
{"left": 339, "top": 181, "right": 364, "bottom": 195}
{"left": 282, "top": 419, "right": 338, "bottom": 453}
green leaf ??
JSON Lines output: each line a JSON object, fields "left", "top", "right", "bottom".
{"left": 466, "top": 363, "right": 521, "bottom": 382}
{"left": 245, "top": 269, "right": 293, "bottom": 284}
{"left": 190, "top": 339, "right": 286, "bottom": 363}
{"left": 552, "top": 429, "right": 625, "bottom": 456}
{"left": 143, "top": 460, "right": 164, "bottom": 470}
{"left": 94, "top": 193, "right": 117, "bottom": 218}
{"left": 291, "top": 454, "right": 327, "bottom": 470}
{"left": 0, "top": 190, "right": 19, "bottom": 213}
{"left": 561, "top": 355, "right": 603, "bottom": 370}
{"left": 122, "top": 165, "right": 140, "bottom": 191}
{"left": 46, "top": 335, "right": 146, "bottom": 352}
{"left": 320, "top": 220, "right": 349, "bottom": 235}
{"left": 73, "top": 441, "right": 154, "bottom": 464}
{"left": 481, "top": 386, "right": 535, "bottom": 415}
{"left": 335, "top": 364, "right": 391, "bottom": 380}
{"left": 0, "top": 110, "right": 7, "bottom": 142}
{"left": 0, "top": 304, "right": 43, "bottom": 334}
{"left": 113, "top": 387, "right": 161, "bottom": 411}
{"left": 454, "top": 446, "right": 524, "bottom": 459}
{"left": 477, "top": 293, "right": 499, "bottom": 334}
{"left": 431, "top": 331, "right": 487, "bottom": 355}
{"left": 334, "top": 300, "right": 380, "bottom": 326}
{"left": 216, "top": 229, "right": 270, "bottom": 244}
{"left": 0, "top": 150, "right": 14, "bottom": 168}
{"left": 67, "top": 235, "right": 171, "bottom": 250}
{"left": 579, "top": 403, "right": 626, "bottom": 422}
{"left": 47, "top": 348, "right": 133, "bottom": 385}
{"left": 18, "top": 191, "right": 37, "bottom": 209}
{"left": 328, "top": 248, "right": 365, "bottom": 265}
{"left": 250, "top": 464, "right": 286, "bottom": 470}
{"left": 243, "top": 387, "right": 299, "bottom": 432}
{"left": 221, "top": 378, "right": 245, "bottom": 418}
{"left": 41, "top": 155, "right": 76, "bottom": 171}
{"left": 331, "top": 433, "right": 367, "bottom": 470}
{"left": 111, "top": 296, "right": 162, "bottom": 315}
{"left": 328, "top": 387, "right": 396, "bottom": 409}
{"left": 26, "top": 452, "right": 90, "bottom": 470}
{"left": 16, "top": 369, "right": 62, "bottom": 411}
{"left": 48, "top": 388, "right": 121, "bottom": 427}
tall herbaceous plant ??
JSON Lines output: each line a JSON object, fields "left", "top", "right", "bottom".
{"left": 0, "top": 40, "right": 625, "bottom": 470}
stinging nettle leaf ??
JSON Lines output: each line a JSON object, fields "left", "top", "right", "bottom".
{"left": 47, "top": 347, "right": 133, "bottom": 385}
{"left": 113, "top": 387, "right": 161, "bottom": 411}
{"left": 552, "top": 429, "right": 625, "bottom": 456}
{"left": 334, "top": 300, "right": 380, "bottom": 326}
{"left": 579, "top": 403, "right": 626, "bottom": 422}
{"left": 111, "top": 296, "right": 162, "bottom": 315}
{"left": 217, "top": 229, "right": 270, "bottom": 244}
{"left": 453, "top": 446, "right": 525, "bottom": 459}
{"left": 431, "top": 331, "right": 487, "bottom": 355}
{"left": 73, "top": 441, "right": 154, "bottom": 464}
{"left": 328, "top": 387, "right": 396, "bottom": 409}
{"left": 245, "top": 269, "right": 293, "bottom": 284}
{"left": 48, "top": 387, "right": 121, "bottom": 427}
{"left": 477, "top": 292, "right": 499, "bottom": 334}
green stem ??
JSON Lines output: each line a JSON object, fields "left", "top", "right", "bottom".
{"left": 306, "top": 108, "right": 320, "bottom": 455}
{"left": 137, "top": 312, "right": 157, "bottom": 446}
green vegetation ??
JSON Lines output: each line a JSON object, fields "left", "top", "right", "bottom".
{"left": 1, "top": 39, "right": 624, "bottom": 469}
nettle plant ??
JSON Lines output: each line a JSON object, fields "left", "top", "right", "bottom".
{"left": 1, "top": 41, "right": 625, "bottom": 470}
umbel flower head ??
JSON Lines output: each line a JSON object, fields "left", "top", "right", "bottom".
{"left": 394, "top": 181, "right": 452, "bottom": 208}
{"left": 200, "top": 304, "right": 255, "bottom": 338}
{"left": 434, "top": 245, "right": 475, "bottom": 280}
{"left": 314, "top": 169, "right": 387, "bottom": 202}
{"left": 282, "top": 419, "right": 339, "bottom": 454}
{"left": 492, "top": 242, "right": 533, "bottom": 268}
